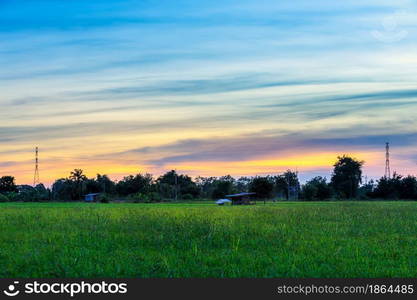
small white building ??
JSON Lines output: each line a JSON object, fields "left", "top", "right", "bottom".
{"left": 216, "top": 199, "right": 232, "bottom": 205}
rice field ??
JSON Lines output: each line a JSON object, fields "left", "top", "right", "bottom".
{"left": 0, "top": 201, "right": 415, "bottom": 278}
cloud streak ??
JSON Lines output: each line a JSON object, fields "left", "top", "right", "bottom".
{"left": 118, "top": 131, "right": 417, "bottom": 166}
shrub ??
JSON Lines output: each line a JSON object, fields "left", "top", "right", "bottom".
{"left": 127, "top": 192, "right": 162, "bottom": 203}
{"left": 127, "top": 193, "right": 150, "bottom": 203}
{"left": 148, "top": 192, "right": 162, "bottom": 203}
{"left": 4, "top": 192, "right": 21, "bottom": 202}
{"left": 301, "top": 184, "right": 317, "bottom": 201}
{"left": 301, "top": 177, "right": 331, "bottom": 201}
{"left": 20, "top": 190, "right": 39, "bottom": 202}
{"left": 0, "top": 193, "right": 9, "bottom": 202}
{"left": 98, "top": 194, "right": 111, "bottom": 203}
{"left": 181, "top": 194, "right": 194, "bottom": 200}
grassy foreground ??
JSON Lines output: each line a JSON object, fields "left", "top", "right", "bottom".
{"left": 0, "top": 202, "right": 416, "bottom": 278}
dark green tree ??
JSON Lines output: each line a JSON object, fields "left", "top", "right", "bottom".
{"left": 86, "top": 174, "right": 116, "bottom": 194}
{"left": 372, "top": 173, "right": 403, "bottom": 199}
{"left": 52, "top": 169, "right": 88, "bottom": 201}
{"left": 34, "top": 184, "right": 50, "bottom": 201}
{"left": 400, "top": 175, "right": 417, "bottom": 199}
{"left": 236, "top": 177, "right": 251, "bottom": 193}
{"left": 157, "top": 170, "right": 200, "bottom": 200}
{"left": 51, "top": 178, "right": 74, "bottom": 201}
{"left": 195, "top": 176, "right": 217, "bottom": 198}
{"left": 249, "top": 176, "right": 274, "bottom": 199}
{"left": 69, "top": 169, "right": 87, "bottom": 200}
{"left": 358, "top": 180, "right": 375, "bottom": 200}
{"left": 116, "top": 173, "right": 153, "bottom": 196}
{"left": 301, "top": 182, "right": 317, "bottom": 201}
{"left": 331, "top": 155, "right": 364, "bottom": 199}
{"left": 301, "top": 176, "right": 331, "bottom": 201}
{"left": 274, "top": 170, "right": 300, "bottom": 200}
{"left": 211, "top": 175, "right": 236, "bottom": 199}
{"left": 0, "top": 176, "right": 17, "bottom": 193}
{"left": 15, "top": 184, "right": 50, "bottom": 202}
{"left": 96, "top": 174, "right": 116, "bottom": 194}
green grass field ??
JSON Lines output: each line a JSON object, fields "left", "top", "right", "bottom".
{"left": 0, "top": 202, "right": 415, "bottom": 278}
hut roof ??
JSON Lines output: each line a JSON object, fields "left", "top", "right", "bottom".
{"left": 225, "top": 192, "right": 256, "bottom": 198}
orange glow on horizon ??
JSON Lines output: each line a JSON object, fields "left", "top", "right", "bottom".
{"left": 7, "top": 146, "right": 417, "bottom": 186}
{"left": 1, "top": 150, "right": 384, "bottom": 186}
{"left": 171, "top": 151, "right": 379, "bottom": 176}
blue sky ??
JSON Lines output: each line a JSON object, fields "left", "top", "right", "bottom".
{"left": 1, "top": 0, "right": 417, "bottom": 184}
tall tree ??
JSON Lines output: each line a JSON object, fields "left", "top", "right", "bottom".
{"left": 331, "top": 155, "right": 364, "bottom": 199}
{"left": 69, "top": 169, "right": 87, "bottom": 200}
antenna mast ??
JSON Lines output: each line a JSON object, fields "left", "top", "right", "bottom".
{"left": 385, "top": 142, "right": 391, "bottom": 179}
{"left": 34, "top": 147, "right": 40, "bottom": 185}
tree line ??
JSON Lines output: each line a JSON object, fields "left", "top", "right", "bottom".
{"left": 1, "top": 155, "right": 417, "bottom": 202}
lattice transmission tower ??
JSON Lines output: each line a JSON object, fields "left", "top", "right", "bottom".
{"left": 34, "top": 147, "right": 40, "bottom": 185}
{"left": 385, "top": 142, "right": 391, "bottom": 179}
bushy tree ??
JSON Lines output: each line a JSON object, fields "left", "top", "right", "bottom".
{"left": 372, "top": 173, "right": 402, "bottom": 199}
{"left": 274, "top": 170, "right": 300, "bottom": 200}
{"left": 236, "top": 177, "right": 251, "bottom": 193}
{"left": 15, "top": 184, "right": 50, "bottom": 202}
{"left": 0, "top": 193, "right": 9, "bottom": 202}
{"left": 51, "top": 169, "right": 88, "bottom": 201}
{"left": 156, "top": 170, "right": 200, "bottom": 200}
{"left": 83, "top": 174, "right": 116, "bottom": 195}
{"left": 211, "top": 175, "right": 236, "bottom": 199}
{"left": 249, "top": 176, "right": 274, "bottom": 199}
{"left": 301, "top": 183, "right": 317, "bottom": 201}
{"left": 195, "top": 176, "right": 217, "bottom": 198}
{"left": 116, "top": 173, "right": 153, "bottom": 196}
{"left": 372, "top": 174, "right": 417, "bottom": 200}
{"left": 358, "top": 180, "right": 375, "bottom": 200}
{"left": 400, "top": 175, "right": 417, "bottom": 199}
{"left": 34, "top": 184, "right": 50, "bottom": 201}
{"left": 52, "top": 178, "right": 75, "bottom": 201}
{"left": 331, "top": 155, "right": 364, "bottom": 199}
{"left": 96, "top": 174, "right": 116, "bottom": 194}
{"left": 0, "top": 176, "right": 17, "bottom": 193}
{"left": 35, "top": 183, "right": 49, "bottom": 195}
{"left": 301, "top": 176, "right": 331, "bottom": 201}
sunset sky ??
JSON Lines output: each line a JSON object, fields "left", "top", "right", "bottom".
{"left": 1, "top": 0, "right": 417, "bottom": 185}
